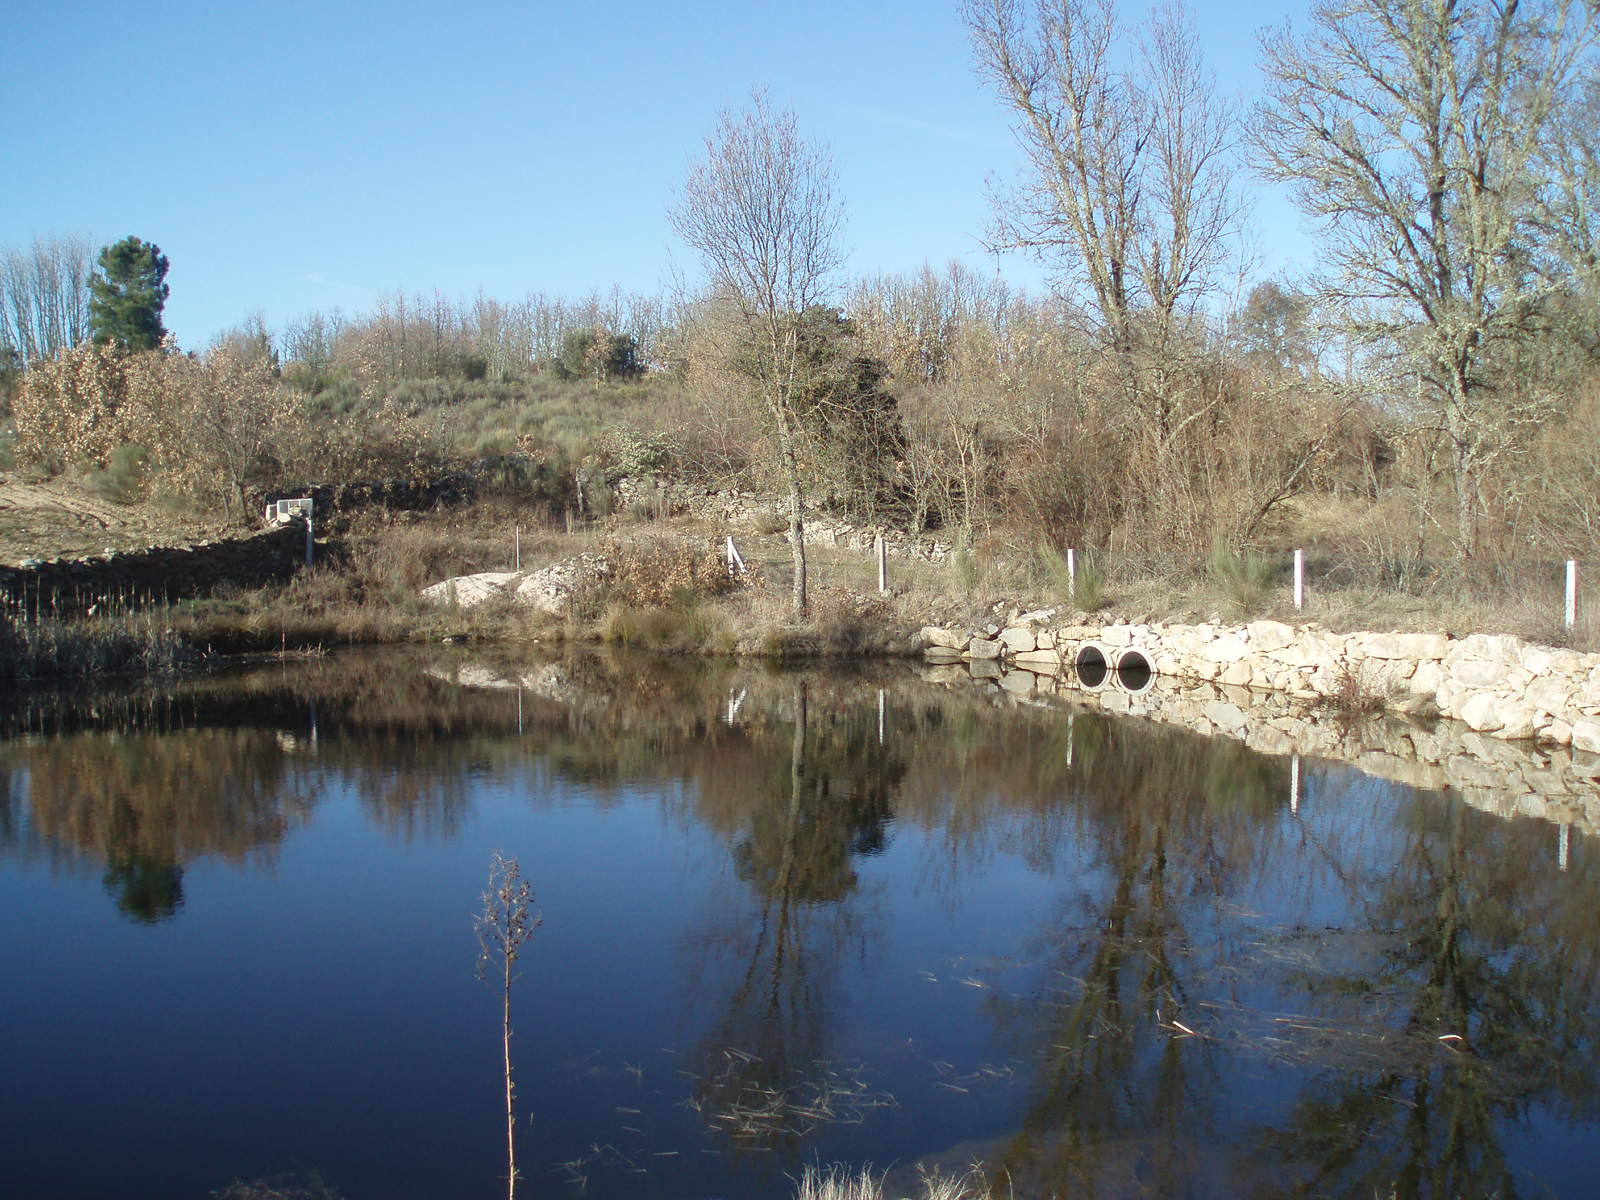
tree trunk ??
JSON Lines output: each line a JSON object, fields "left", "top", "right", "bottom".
{"left": 776, "top": 413, "right": 808, "bottom": 618}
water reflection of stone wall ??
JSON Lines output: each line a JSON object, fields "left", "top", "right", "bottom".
{"left": 922, "top": 659, "right": 1600, "bottom": 836}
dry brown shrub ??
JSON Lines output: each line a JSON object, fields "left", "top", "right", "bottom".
{"left": 599, "top": 534, "right": 748, "bottom": 606}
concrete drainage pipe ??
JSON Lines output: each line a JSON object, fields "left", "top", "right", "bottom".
{"left": 1111, "top": 647, "right": 1155, "bottom": 695}
{"left": 1072, "top": 642, "right": 1113, "bottom": 691}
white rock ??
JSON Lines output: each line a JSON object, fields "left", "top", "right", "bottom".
{"left": 920, "top": 625, "right": 967, "bottom": 650}
{"left": 1014, "top": 647, "right": 1064, "bottom": 666}
{"left": 1245, "top": 620, "right": 1296, "bottom": 652}
{"left": 999, "top": 627, "right": 1037, "bottom": 653}
{"left": 967, "top": 637, "right": 1003, "bottom": 660}
{"left": 1573, "top": 719, "right": 1600, "bottom": 756}
{"left": 421, "top": 570, "right": 523, "bottom": 609}
{"left": 1201, "top": 634, "right": 1251, "bottom": 663}
{"left": 1358, "top": 632, "right": 1451, "bottom": 660}
{"left": 1450, "top": 658, "right": 1528, "bottom": 690}
{"left": 1459, "top": 692, "right": 1508, "bottom": 733}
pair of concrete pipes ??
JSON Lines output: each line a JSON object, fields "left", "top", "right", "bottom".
{"left": 1071, "top": 642, "right": 1156, "bottom": 695}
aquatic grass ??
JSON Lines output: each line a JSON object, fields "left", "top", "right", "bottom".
{"left": 794, "top": 1164, "right": 995, "bottom": 1200}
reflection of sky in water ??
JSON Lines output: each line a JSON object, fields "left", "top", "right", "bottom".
{"left": 0, "top": 652, "right": 1596, "bottom": 1199}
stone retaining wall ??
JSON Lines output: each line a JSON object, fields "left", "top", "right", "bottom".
{"left": 922, "top": 614, "right": 1600, "bottom": 754}
{"left": 0, "top": 520, "right": 311, "bottom": 615}
{"left": 612, "top": 478, "right": 955, "bottom": 562}
{"left": 919, "top": 612, "right": 1600, "bottom": 836}
{"left": 919, "top": 649, "right": 1600, "bottom": 837}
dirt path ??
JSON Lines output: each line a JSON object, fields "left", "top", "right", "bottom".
{"left": 0, "top": 473, "right": 241, "bottom": 565}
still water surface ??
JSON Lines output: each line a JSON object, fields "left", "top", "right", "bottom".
{"left": 1, "top": 648, "right": 1596, "bottom": 1199}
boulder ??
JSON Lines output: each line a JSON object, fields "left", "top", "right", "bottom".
{"left": 967, "top": 637, "right": 1004, "bottom": 660}
{"left": 998, "top": 627, "right": 1036, "bottom": 653}
{"left": 513, "top": 554, "right": 612, "bottom": 615}
{"left": 919, "top": 625, "right": 967, "bottom": 650}
{"left": 420, "top": 570, "right": 522, "bottom": 609}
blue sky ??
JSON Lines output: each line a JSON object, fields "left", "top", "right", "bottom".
{"left": 2, "top": 0, "right": 1315, "bottom": 348}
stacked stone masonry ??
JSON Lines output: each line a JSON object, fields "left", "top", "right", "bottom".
{"left": 919, "top": 613, "right": 1600, "bottom": 835}
{"left": 0, "top": 521, "right": 310, "bottom": 614}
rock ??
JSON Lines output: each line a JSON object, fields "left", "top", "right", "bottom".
{"left": 919, "top": 625, "right": 967, "bottom": 650}
{"left": 1015, "top": 607, "right": 1057, "bottom": 626}
{"left": 1573, "top": 719, "right": 1600, "bottom": 756}
{"left": 969, "top": 658, "right": 1003, "bottom": 680}
{"left": 513, "top": 554, "right": 612, "bottom": 615}
{"left": 923, "top": 647, "right": 965, "bottom": 664}
{"left": 1201, "top": 633, "right": 1251, "bottom": 663}
{"left": 967, "top": 637, "right": 1004, "bottom": 660}
{"left": 1357, "top": 632, "right": 1451, "bottom": 660}
{"left": 1450, "top": 658, "right": 1528, "bottom": 690}
{"left": 420, "top": 570, "right": 523, "bottom": 609}
{"left": 998, "top": 627, "right": 1036, "bottom": 653}
{"left": 1245, "top": 620, "right": 1296, "bottom": 652}
{"left": 1014, "top": 647, "right": 1064, "bottom": 667}
{"left": 1459, "top": 692, "right": 1507, "bottom": 733}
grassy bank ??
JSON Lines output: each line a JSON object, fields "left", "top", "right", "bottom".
{"left": 6, "top": 494, "right": 1597, "bottom": 685}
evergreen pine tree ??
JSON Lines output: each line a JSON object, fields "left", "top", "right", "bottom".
{"left": 89, "top": 236, "right": 169, "bottom": 351}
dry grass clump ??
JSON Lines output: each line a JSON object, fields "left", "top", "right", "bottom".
{"left": 1323, "top": 661, "right": 1388, "bottom": 719}
{"left": 598, "top": 600, "right": 732, "bottom": 654}
{"left": 0, "top": 608, "right": 198, "bottom": 681}
{"left": 794, "top": 1164, "right": 994, "bottom": 1200}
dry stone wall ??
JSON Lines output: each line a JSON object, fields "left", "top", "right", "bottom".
{"left": 919, "top": 613, "right": 1600, "bottom": 835}
{"left": 611, "top": 478, "right": 955, "bottom": 562}
{"left": 0, "top": 521, "right": 311, "bottom": 615}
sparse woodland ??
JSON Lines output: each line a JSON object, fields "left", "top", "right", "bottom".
{"left": 4, "top": 0, "right": 1600, "bottom": 595}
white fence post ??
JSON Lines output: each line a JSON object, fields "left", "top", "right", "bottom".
{"left": 514, "top": 526, "right": 521, "bottom": 571}
{"left": 1566, "top": 559, "right": 1578, "bottom": 630}
{"left": 1067, "top": 548, "right": 1077, "bottom": 596}
{"left": 1291, "top": 754, "right": 1301, "bottom": 815}
{"left": 305, "top": 513, "right": 314, "bottom": 567}
{"left": 1293, "top": 549, "right": 1305, "bottom": 611}
{"left": 876, "top": 535, "right": 888, "bottom": 594}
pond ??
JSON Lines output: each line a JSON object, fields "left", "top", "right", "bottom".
{"left": 1, "top": 648, "right": 1597, "bottom": 1199}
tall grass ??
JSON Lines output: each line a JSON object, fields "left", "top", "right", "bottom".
{"left": 0, "top": 609, "right": 197, "bottom": 682}
{"left": 1206, "top": 537, "right": 1279, "bottom": 617}
{"left": 794, "top": 1164, "right": 995, "bottom": 1200}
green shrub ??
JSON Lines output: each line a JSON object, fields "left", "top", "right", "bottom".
{"left": 949, "top": 531, "right": 978, "bottom": 594}
{"left": 89, "top": 442, "right": 149, "bottom": 503}
{"left": 1207, "top": 536, "right": 1279, "bottom": 616}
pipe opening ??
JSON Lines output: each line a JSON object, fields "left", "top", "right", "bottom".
{"left": 1073, "top": 644, "right": 1109, "bottom": 689}
{"left": 1113, "top": 649, "right": 1154, "bottom": 694}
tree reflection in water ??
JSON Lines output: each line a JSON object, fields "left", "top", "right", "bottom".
{"left": 1245, "top": 794, "right": 1600, "bottom": 1198}
{"left": 686, "top": 682, "right": 901, "bottom": 1171}
{"left": 1, "top": 651, "right": 1597, "bottom": 1198}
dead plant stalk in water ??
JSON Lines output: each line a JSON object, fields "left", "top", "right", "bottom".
{"left": 477, "top": 852, "right": 540, "bottom": 1200}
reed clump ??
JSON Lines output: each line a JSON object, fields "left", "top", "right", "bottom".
{"left": 794, "top": 1164, "right": 995, "bottom": 1200}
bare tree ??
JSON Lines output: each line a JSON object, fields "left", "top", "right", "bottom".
{"left": 476, "top": 852, "right": 539, "bottom": 1200}
{"left": 0, "top": 234, "right": 94, "bottom": 364}
{"left": 670, "top": 93, "right": 846, "bottom": 617}
{"left": 964, "top": 0, "right": 1242, "bottom": 427}
{"left": 1257, "top": 0, "right": 1599, "bottom": 558}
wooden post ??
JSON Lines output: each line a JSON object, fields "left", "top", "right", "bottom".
{"left": 1067, "top": 548, "right": 1077, "bottom": 596}
{"left": 1566, "top": 560, "right": 1578, "bottom": 630}
{"left": 305, "top": 514, "right": 314, "bottom": 567}
{"left": 876, "top": 534, "right": 887, "bottom": 594}
{"left": 1293, "top": 549, "right": 1305, "bottom": 611}
{"left": 515, "top": 526, "right": 521, "bottom": 571}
